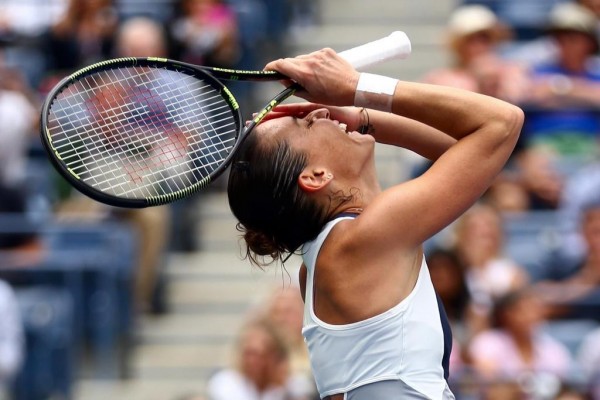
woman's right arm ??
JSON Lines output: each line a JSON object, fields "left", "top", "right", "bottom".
{"left": 266, "top": 49, "right": 524, "bottom": 248}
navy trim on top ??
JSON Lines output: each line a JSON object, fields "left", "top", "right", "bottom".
{"left": 435, "top": 293, "right": 452, "bottom": 381}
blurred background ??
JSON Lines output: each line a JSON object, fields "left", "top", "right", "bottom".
{"left": 1, "top": 0, "right": 600, "bottom": 399}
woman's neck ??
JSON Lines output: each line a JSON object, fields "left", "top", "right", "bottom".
{"left": 326, "top": 176, "right": 379, "bottom": 217}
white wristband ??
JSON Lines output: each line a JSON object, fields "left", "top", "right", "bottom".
{"left": 353, "top": 73, "right": 399, "bottom": 112}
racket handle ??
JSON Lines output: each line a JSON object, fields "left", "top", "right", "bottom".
{"left": 338, "top": 31, "right": 412, "bottom": 70}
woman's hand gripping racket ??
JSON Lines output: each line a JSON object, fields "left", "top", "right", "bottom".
{"left": 40, "top": 32, "right": 411, "bottom": 207}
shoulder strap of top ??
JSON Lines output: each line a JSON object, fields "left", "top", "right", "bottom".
{"left": 301, "top": 215, "right": 355, "bottom": 325}
{"left": 301, "top": 214, "right": 356, "bottom": 269}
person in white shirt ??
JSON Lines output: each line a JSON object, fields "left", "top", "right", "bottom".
{"left": 207, "top": 318, "right": 292, "bottom": 400}
{"left": 0, "top": 280, "right": 24, "bottom": 398}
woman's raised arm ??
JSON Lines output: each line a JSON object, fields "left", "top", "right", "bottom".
{"left": 266, "top": 48, "right": 524, "bottom": 249}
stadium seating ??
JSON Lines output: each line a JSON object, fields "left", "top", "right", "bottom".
{"left": 0, "top": 217, "right": 138, "bottom": 383}
{"left": 10, "top": 286, "right": 75, "bottom": 400}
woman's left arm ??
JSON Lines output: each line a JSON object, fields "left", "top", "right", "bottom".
{"left": 362, "top": 108, "right": 457, "bottom": 161}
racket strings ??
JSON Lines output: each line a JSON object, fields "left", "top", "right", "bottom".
{"left": 53, "top": 103, "right": 236, "bottom": 176}
{"left": 60, "top": 67, "right": 230, "bottom": 194}
{"left": 55, "top": 71, "right": 229, "bottom": 166}
{"left": 47, "top": 66, "right": 238, "bottom": 199}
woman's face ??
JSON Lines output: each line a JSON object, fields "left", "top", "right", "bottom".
{"left": 256, "top": 109, "right": 376, "bottom": 183}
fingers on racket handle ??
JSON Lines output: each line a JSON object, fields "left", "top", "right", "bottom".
{"left": 338, "top": 31, "right": 412, "bottom": 70}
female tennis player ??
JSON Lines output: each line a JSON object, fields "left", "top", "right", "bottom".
{"left": 227, "top": 48, "right": 523, "bottom": 400}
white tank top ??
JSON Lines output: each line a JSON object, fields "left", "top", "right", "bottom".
{"left": 301, "top": 216, "right": 454, "bottom": 399}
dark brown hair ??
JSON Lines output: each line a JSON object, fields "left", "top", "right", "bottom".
{"left": 227, "top": 131, "right": 330, "bottom": 267}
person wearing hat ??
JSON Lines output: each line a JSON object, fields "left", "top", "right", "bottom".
{"left": 521, "top": 2, "right": 600, "bottom": 157}
{"left": 544, "top": 1, "right": 599, "bottom": 77}
{"left": 423, "top": 4, "right": 530, "bottom": 104}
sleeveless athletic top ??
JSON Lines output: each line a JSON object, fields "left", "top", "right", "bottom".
{"left": 301, "top": 216, "right": 454, "bottom": 399}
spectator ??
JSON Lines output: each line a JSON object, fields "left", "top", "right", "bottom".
{"left": 452, "top": 204, "right": 529, "bottom": 317}
{"left": 514, "top": 146, "right": 564, "bottom": 210}
{"left": 171, "top": 0, "right": 241, "bottom": 68}
{"left": 555, "top": 384, "right": 592, "bottom": 400}
{"left": 114, "top": 17, "right": 175, "bottom": 312}
{"left": 578, "top": 326, "right": 600, "bottom": 399}
{"left": 480, "top": 380, "right": 523, "bottom": 400}
{"left": 483, "top": 146, "right": 564, "bottom": 212}
{"left": 423, "top": 4, "right": 530, "bottom": 104}
{"left": 114, "top": 16, "right": 168, "bottom": 58}
{"left": 261, "top": 285, "right": 316, "bottom": 400}
{"left": 425, "top": 248, "right": 477, "bottom": 382}
{"left": 0, "top": 185, "right": 45, "bottom": 267}
{"left": 426, "top": 248, "right": 472, "bottom": 321}
{"left": 534, "top": 192, "right": 600, "bottom": 320}
{"left": 469, "top": 289, "right": 573, "bottom": 396}
{"left": 520, "top": 2, "right": 600, "bottom": 158}
{"left": 483, "top": 170, "right": 531, "bottom": 213}
{"left": 558, "top": 162, "right": 600, "bottom": 265}
{"left": 114, "top": 0, "right": 176, "bottom": 24}
{"left": 53, "top": 15, "right": 173, "bottom": 313}
{"left": 0, "top": 59, "right": 44, "bottom": 265}
{"left": 206, "top": 318, "right": 292, "bottom": 400}
{"left": 426, "top": 248, "right": 471, "bottom": 334}
{"left": 45, "top": 0, "right": 118, "bottom": 74}
{"left": 579, "top": 0, "right": 600, "bottom": 24}
{"left": 0, "top": 62, "right": 38, "bottom": 189}
{"left": 0, "top": 0, "right": 68, "bottom": 87}
{"left": 0, "top": 279, "right": 24, "bottom": 399}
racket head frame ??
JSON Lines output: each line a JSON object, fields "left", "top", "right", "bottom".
{"left": 40, "top": 57, "right": 256, "bottom": 208}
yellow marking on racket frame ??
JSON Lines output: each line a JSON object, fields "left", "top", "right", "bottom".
{"left": 46, "top": 128, "right": 80, "bottom": 179}
{"left": 146, "top": 176, "right": 211, "bottom": 206}
{"left": 222, "top": 86, "right": 239, "bottom": 110}
{"left": 69, "top": 57, "right": 138, "bottom": 79}
{"left": 146, "top": 57, "right": 168, "bottom": 62}
{"left": 253, "top": 100, "right": 278, "bottom": 123}
{"left": 67, "top": 167, "right": 80, "bottom": 180}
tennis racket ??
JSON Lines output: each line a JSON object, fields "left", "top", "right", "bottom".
{"left": 40, "top": 31, "right": 411, "bottom": 208}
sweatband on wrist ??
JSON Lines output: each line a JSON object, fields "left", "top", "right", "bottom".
{"left": 353, "top": 73, "right": 399, "bottom": 112}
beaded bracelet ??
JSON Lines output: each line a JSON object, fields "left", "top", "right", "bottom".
{"left": 357, "top": 108, "right": 372, "bottom": 135}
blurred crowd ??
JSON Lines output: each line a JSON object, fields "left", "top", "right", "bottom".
{"left": 0, "top": 0, "right": 314, "bottom": 399}
{"left": 420, "top": 1, "right": 600, "bottom": 399}
{"left": 1, "top": 0, "right": 600, "bottom": 399}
